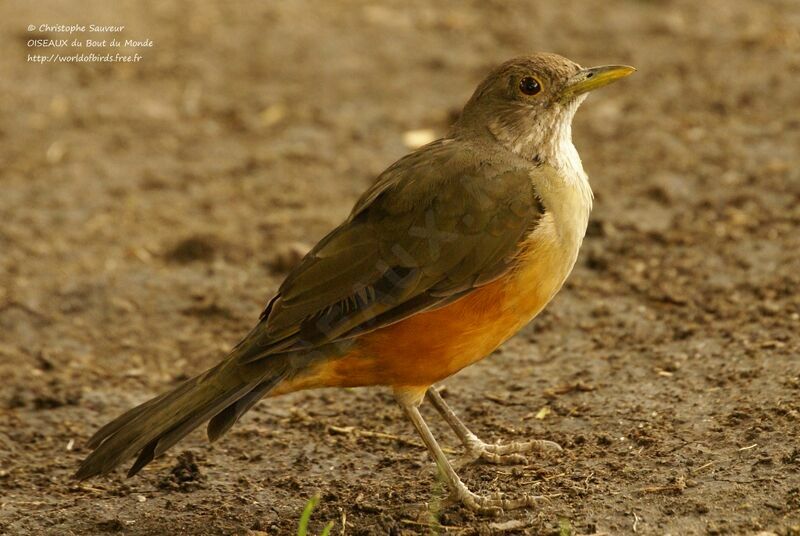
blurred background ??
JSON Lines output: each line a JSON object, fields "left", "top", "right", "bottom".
{"left": 1, "top": 1, "right": 798, "bottom": 534}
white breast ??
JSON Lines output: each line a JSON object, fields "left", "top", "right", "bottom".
{"left": 513, "top": 137, "right": 594, "bottom": 315}
{"left": 532, "top": 156, "right": 593, "bottom": 254}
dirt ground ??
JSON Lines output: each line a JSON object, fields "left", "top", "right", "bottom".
{"left": 1, "top": 0, "right": 799, "bottom": 534}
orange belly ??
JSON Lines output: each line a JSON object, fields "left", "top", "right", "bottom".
{"left": 268, "top": 217, "right": 577, "bottom": 397}
{"left": 331, "top": 274, "right": 541, "bottom": 387}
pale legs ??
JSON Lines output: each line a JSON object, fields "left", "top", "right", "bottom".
{"left": 399, "top": 402, "right": 543, "bottom": 514}
{"left": 425, "top": 386, "right": 562, "bottom": 467}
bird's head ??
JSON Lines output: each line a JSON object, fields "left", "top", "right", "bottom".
{"left": 452, "top": 53, "right": 634, "bottom": 165}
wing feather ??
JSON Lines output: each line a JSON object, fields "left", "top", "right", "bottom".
{"left": 237, "top": 139, "right": 543, "bottom": 363}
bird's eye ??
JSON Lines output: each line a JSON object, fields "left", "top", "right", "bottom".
{"left": 519, "top": 76, "right": 542, "bottom": 96}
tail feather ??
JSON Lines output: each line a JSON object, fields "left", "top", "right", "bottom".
{"left": 206, "top": 375, "right": 286, "bottom": 442}
{"left": 125, "top": 381, "right": 255, "bottom": 476}
{"left": 75, "top": 357, "right": 288, "bottom": 480}
{"left": 85, "top": 368, "right": 215, "bottom": 450}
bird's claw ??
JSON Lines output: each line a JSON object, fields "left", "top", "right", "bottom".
{"left": 456, "top": 435, "right": 562, "bottom": 468}
{"left": 446, "top": 487, "right": 545, "bottom": 516}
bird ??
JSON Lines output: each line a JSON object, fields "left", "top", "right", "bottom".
{"left": 76, "top": 52, "right": 634, "bottom": 514}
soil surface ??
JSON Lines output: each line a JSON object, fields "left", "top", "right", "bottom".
{"left": 1, "top": 1, "right": 799, "bottom": 534}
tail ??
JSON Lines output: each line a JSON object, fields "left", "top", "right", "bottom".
{"left": 75, "top": 352, "right": 290, "bottom": 480}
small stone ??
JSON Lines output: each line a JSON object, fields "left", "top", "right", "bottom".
{"left": 402, "top": 129, "right": 436, "bottom": 149}
{"left": 260, "top": 103, "right": 286, "bottom": 127}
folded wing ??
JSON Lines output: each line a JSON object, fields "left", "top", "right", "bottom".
{"left": 236, "top": 139, "right": 544, "bottom": 362}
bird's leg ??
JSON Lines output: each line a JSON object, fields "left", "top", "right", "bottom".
{"left": 425, "top": 387, "right": 561, "bottom": 467}
{"left": 399, "top": 401, "right": 542, "bottom": 515}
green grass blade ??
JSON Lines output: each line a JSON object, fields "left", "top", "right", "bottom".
{"left": 297, "top": 495, "right": 320, "bottom": 536}
{"left": 320, "top": 520, "right": 334, "bottom": 536}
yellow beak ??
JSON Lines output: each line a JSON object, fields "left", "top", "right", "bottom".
{"left": 559, "top": 64, "right": 636, "bottom": 102}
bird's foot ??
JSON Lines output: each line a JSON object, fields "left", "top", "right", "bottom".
{"left": 456, "top": 433, "right": 562, "bottom": 467}
{"left": 446, "top": 485, "right": 545, "bottom": 516}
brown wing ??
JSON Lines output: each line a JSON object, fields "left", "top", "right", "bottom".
{"left": 236, "top": 139, "right": 543, "bottom": 363}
